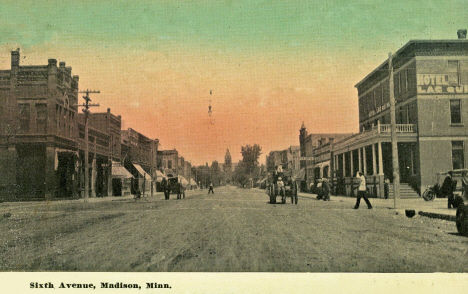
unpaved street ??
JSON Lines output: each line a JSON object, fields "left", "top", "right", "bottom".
{"left": 1, "top": 186, "right": 467, "bottom": 272}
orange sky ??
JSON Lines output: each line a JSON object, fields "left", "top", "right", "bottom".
{"left": 1, "top": 1, "right": 465, "bottom": 165}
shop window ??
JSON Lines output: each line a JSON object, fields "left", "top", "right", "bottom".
{"left": 18, "top": 103, "right": 30, "bottom": 133}
{"left": 36, "top": 104, "right": 47, "bottom": 133}
{"left": 323, "top": 166, "right": 329, "bottom": 178}
{"left": 452, "top": 141, "right": 465, "bottom": 169}
{"left": 450, "top": 100, "right": 462, "bottom": 124}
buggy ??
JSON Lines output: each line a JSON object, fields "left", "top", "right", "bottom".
{"left": 266, "top": 169, "right": 298, "bottom": 204}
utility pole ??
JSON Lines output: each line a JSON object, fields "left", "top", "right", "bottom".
{"left": 388, "top": 53, "right": 400, "bottom": 209}
{"left": 151, "top": 139, "right": 155, "bottom": 197}
{"left": 77, "top": 89, "right": 100, "bottom": 202}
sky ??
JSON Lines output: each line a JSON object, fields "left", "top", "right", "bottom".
{"left": 0, "top": 0, "right": 466, "bottom": 165}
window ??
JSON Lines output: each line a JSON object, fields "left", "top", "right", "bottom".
{"left": 168, "top": 160, "right": 172, "bottom": 169}
{"left": 450, "top": 100, "right": 462, "bottom": 124}
{"left": 18, "top": 104, "right": 30, "bottom": 133}
{"left": 36, "top": 104, "right": 47, "bottom": 133}
{"left": 452, "top": 141, "right": 465, "bottom": 169}
{"left": 448, "top": 60, "right": 461, "bottom": 86}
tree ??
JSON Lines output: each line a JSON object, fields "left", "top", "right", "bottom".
{"left": 224, "top": 149, "right": 232, "bottom": 184}
{"left": 210, "top": 160, "right": 222, "bottom": 186}
{"left": 241, "top": 144, "right": 262, "bottom": 175}
{"left": 240, "top": 144, "right": 262, "bottom": 188}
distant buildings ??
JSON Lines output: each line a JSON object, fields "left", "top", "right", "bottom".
{"left": 0, "top": 50, "right": 194, "bottom": 201}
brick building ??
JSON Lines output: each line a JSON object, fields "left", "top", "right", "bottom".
{"left": 0, "top": 50, "right": 80, "bottom": 200}
{"left": 121, "top": 128, "right": 158, "bottom": 195}
{"left": 331, "top": 31, "right": 468, "bottom": 197}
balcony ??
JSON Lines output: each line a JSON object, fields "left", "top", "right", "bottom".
{"left": 333, "top": 123, "right": 417, "bottom": 152}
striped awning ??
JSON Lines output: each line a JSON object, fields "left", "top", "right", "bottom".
{"left": 112, "top": 163, "right": 133, "bottom": 179}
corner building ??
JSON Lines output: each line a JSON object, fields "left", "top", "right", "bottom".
{"left": 0, "top": 50, "right": 80, "bottom": 200}
{"left": 333, "top": 34, "right": 468, "bottom": 197}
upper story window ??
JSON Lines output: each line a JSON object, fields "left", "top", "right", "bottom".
{"left": 36, "top": 104, "right": 47, "bottom": 133}
{"left": 450, "top": 99, "right": 462, "bottom": 124}
{"left": 448, "top": 60, "right": 461, "bottom": 86}
{"left": 18, "top": 103, "right": 30, "bottom": 133}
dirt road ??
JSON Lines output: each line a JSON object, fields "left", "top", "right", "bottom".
{"left": 1, "top": 186, "right": 466, "bottom": 272}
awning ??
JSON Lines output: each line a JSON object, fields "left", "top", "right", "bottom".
{"left": 112, "top": 162, "right": 133, "bottom": 179}
{"left": 155, "top": 170, "right": 167, "bottom": 182}
{"left": 178, "top": 176, "right": 189, "bottom": 187}
{"left": 133, "top": 164, "right": 148, "bottom": 177}
{"left": 292, "top": 168, "right": 306, "bottom": 180}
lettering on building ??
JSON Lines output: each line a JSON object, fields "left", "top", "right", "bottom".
{"left": 417, "top": 74, "right": 468, "bottom": 94}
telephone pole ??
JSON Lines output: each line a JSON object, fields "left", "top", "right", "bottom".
{"left": 77, "top": 89, "right": 100, "bottom": 202}
{"left": 388, "top": 53, "right": 400, "bottom": 209}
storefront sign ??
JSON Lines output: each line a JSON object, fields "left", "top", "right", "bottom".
{"left": 300, "top": 157, "right": 314, "bottom": 161}
{"left": 368, "top": 102, "right": 390, "bottom": 118}
{"left": 417, "top": 74, "right": 468, "bottom": 94}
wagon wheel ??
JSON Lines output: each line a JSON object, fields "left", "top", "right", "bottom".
{"left": 422, "top": 189, "right": 435, "bottom": 201}
{"left": 269, "top": 186, "right": 275, "bottom": 204}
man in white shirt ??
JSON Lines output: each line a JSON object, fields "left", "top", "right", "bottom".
{"left": 277, "top": 177, "right": 285, "bottom": 196}
{"left": 354, "top": 171, "right": 373, "bottom": 209}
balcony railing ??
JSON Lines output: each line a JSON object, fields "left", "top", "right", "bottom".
{"left": 378, "top": 123, "right": 416, "bottom": 133}
{"left": 333, "top": 123, "right": 417, "bottom": 150}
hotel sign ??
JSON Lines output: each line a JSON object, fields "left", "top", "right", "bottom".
{"left": 417, "top": 74, "right": 468, "bottom": 94}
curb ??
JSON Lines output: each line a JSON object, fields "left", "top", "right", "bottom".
{"left": 418, "top": 211, "right": 456, "bottom": 222}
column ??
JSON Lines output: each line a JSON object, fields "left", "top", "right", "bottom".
{"left": 362, "top": 146, "right": 367, "bottom": 175}
{"left": 350, "top": 150, "right": 354, "bottom": 178}
{"left": 358, "top": 147, "right": 362, "bottom": 176}
{"left": 378, "top": 141, "right": 384, "bottom": 175}
{"left": 45, "top": 146, "right": 56, "bottom": 200}
{"left": 372, "top": 143, "right": 377, "bottom": 175}
{"left": 342, "top": 153, "right": 346, "bottom": 177}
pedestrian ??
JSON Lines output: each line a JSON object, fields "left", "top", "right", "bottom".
{"left": 208, "top": 182, "right": 214, "bottom": 194}
{"left": 354, "top": 171, "right": 373, "bottom": 209}
{"left": 277, "top": 177, "right": 285, "bottom": 196}
{"left": 322, "top": 178, "right": 331, "bottom": 201}
{"left": 384, "top": 176, "right": 390, "bottom": 199}
{"left": 440, "top": 171, "right": 455, "bottom": 208}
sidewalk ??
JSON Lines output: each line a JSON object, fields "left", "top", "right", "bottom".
{"left": 298, "top": 192, "right": 457, "bottom": 221}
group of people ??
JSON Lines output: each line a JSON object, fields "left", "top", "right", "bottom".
{"left": 440, "top": 171, "right": 468, "bottom": 209}
{"left": 161, "top": 178, "right": 185, "bottom": 200}
{"left": 272, "top": 165, "right": 296, "bottom": 196}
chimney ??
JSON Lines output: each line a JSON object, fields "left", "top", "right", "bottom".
{"left": 11, "top": 50, "right": 20, "bottom": 68}
{"left": 59, "top": 62, "right": 66, "bottom": 68}
{"left": 48, "top": 59, "right": 57, "bottom": 67}
{"left": 457, "top": 29, "right": 467, "bottom": 39}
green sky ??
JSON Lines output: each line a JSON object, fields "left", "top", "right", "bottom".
{"left": 1, "top": 0, "right": 466, "bottom": 164}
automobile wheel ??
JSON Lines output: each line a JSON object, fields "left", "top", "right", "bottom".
{"left": 422, "top": 189, "right": 435, "bottom": 201}
{"left": 456, "top": 205, "right": 468, "bottom": 236}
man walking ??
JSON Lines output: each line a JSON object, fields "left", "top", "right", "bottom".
{"left": 208, "top": 183, "right": 214, "bottom": 194}
{"left": 354, "top": 171, "right": 373, "bottom": 209}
